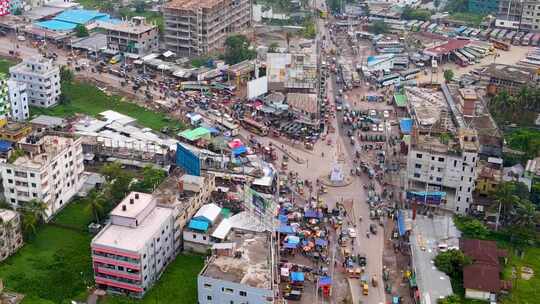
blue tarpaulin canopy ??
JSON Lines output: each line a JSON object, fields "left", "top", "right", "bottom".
{"left": 304, "top": 210, "right": 322, "bottom": 219}
{"left": 284, "top": 243, "right": 298, "bottom": 249}
{"left": 205, "top": 127, "right": 220, "bottom": 134}
{"left": 278, "top": 225, "right": 295, "bottom": 234}
{"left": 232, "top": 146, "right": 247, "bottom": 156}
{"left": 400, "top": 118, "right": 413, "bottom": 134}
{"left": 188, "top": 219, "right": 209, "bottom": 232}
{"left": 287, "top": 236, "right": 300, "bottom": 244}
{"left": 319, "top": 276, "right": 332, "bottom": 286}
{"left": 278, "top": 214, "right": 288, "bottom": 223}
{"left": 291, "top": 272, "right": 305, "bottom": 282}
{"left": 397, "top": 210, "right": 406, "bottom": 236}
{"left": 315, "top": 238, "right": 328, "bottom": 246}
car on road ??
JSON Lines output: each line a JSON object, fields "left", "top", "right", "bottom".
{"left": 378, "top": 124, "right": 384, "bottom": 132}
{"left": 383, "top": 110, "right": 390, "bottom": 118}
{"left": 371, "top": 124, "right": 378, "bottom": 132}
{"left": 348, "top": 228, "right": 357, "bottom": 238}
{"left": 369, "top": 109, "right": 377, "bottom": 117}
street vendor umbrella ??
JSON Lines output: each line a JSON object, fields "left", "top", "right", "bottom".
{"left": 319, "top": 276, "right": 332, "bottom": 286}
{"left": 286, "top": 235, "right": 300, "bottom": 244}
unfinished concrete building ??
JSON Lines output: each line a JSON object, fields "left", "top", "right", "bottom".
{"left": 163, "top": 0, "right": 252, "bottom": 56}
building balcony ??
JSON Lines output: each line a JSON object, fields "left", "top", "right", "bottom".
{"left": 95, "top": 266, "right": 141, "bottom": 281}
{"left": 92, "top": 255, "right": 141, "bottom": 270}
{"left": 94, "top": 277, "right": 143, "bottom": 293}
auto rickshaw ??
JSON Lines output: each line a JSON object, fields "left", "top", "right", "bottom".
{"left": 305, "top": 142, "right": 314, "bottom": 150}
{"left": 362, "top": 283, "right": 369, "bottom": 295}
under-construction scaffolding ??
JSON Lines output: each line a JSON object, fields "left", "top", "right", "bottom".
{"left": 163, "top": 0, "right": 252, "bottom": 56}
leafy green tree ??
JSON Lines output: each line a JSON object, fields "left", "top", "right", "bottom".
{"left": 531, "top": 182, "right": 540, "bottom": 206}
{"left": 224, "top": 35, "right": 256, "bottom": 64}
{"left": 444, "top": 0, "right": 468, "bottom": 13}
{"left": 454, "top": 216, "right": 490, "bottom": 239}
{"left": 302, "top": 18, "right": 316, "bottom": 39}
{"left": 60, "top": 66, "right": 74, "bottom": 83}
{"left": 130, "top": 166, "right": 166, "bottom": 193}
{"left": 75, "top": 24, "right": 89, "bottom": 38}
{"left": 434, "top": 249, "right": 471, "bottom": 278}
{"left": 401, "top": 6, "right": 431, "bottom": 21}
{"left": 368, "top": 20, "right": 390, "bottom": 34}
{"left": 443, "top": 69, "right": 454, "bottom": 83}
{"left": 59, "top": 93, "right": 71, "bottom": 105}
{"left": 100, "top": 162, "right": 134, "bottom": 203}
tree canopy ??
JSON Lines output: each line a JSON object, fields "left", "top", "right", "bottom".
{"left": 368, "top": 20, "right": 390, "bottom": 35}
{"left": 223, "top": 35, "right": 256, "bottom": 65}
{"left": 75, "top": 24, "right": 88, "bottom": 38}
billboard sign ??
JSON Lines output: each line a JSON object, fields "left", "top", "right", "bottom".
{"left": 247, "top": 76, "right": 268, "bottom": 100}
{"left": 176, "top": 143, "right": 201, "bottom": 176}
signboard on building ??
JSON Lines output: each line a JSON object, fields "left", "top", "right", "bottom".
{"left": 176, "top": 143, "right": 201, "bottom": 176}
{"left": 243, "top": 185, "right": 275, "bottom": 230}
{"left": 406, "top": 191, "right": 446, "bottom": 205}
{"left": 247, "top": 76, "right": 268, "bottom": 100}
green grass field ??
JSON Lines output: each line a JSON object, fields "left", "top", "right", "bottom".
{"left": 501, "top": 247, "right": 540, "bottom": 303}
{"left": 100, "top": 255, "right": 204, "bottom": 304}
{"left": 31, "top": 81, "right": 183, "bottom": 131}
{"left": 52, "top": 198, "right": 94, "bottom": 230}
{"left": 0, "top": 224, "right": 93, "bottom": 303}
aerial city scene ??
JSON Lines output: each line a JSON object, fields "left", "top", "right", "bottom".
{"left": 1, "top": 0, "right": 540, "bottom": 303}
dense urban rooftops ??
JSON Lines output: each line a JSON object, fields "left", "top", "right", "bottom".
{"left": 200, "top": 232, "right": 271, "bottom": 289}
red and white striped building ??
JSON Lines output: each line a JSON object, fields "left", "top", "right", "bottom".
{"left": 91, "top": 192, "right": 175, "bottom": 297}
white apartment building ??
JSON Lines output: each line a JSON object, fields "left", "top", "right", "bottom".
{"left": 7, "top": 80, "right": 29, "bottom": 122}
{"left": 0, "top": 208, "right": 23, "bottom": 262}
{"left": 91, "top": 192, "right": 175, "bottom": 298}
{"left": 9, "top": 57, "right": 61, "bottom": 108}
{"left": 0, "top": 134, "right": 85, "bottom": 220}
{"left": 407, "top": 129, "right": 480, "bottom": 213}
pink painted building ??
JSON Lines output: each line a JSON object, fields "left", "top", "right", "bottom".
{"left": 91, "top": 192, "right": 175, "bottom": 297}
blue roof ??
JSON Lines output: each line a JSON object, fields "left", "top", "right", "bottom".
{"left": 36, "top": 20, "right": 77, "bottom": 31}
{"left": 0, "top": 140, "right": 12, "bottom": 152}
{"left": 284, "top": 243, "right": 297, "bottom": 249}
{"left": 291, "top": 272, "right": 305, "bottom": 282}
{"left": 54, "top": 9, "right": 109, "bottom": 25}
{"left": 397, "top": 210, "right": 406, "bottom": 236}
{"left": 188, "top": 219, "right": 209, "bottom": 232}
{"left": 277, "top": 225, "right": 295, "bottom": 234}
{"left": 399, "top": 118, "right": 413, "bottom": 134}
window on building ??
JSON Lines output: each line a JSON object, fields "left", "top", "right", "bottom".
{"left": 457, "top": 196, "right": 461, "bottom": 202}
{"left": 438, "top": 157, "right": 444, "bottom": 162}
{"left": 204, "top": 283, "right": 212, "bottom": 289}
{"left": 193, "top": 234, "right": 197, "bottom": 239}
{"left": 413, "top": 173, "right": 421, "bottom": 178}
{"left": 207, "top": 296, "right": 212, "bottom": 301}
{"left": 415, "top": 164, "right": 422, "bottom": 169}
{"left": 8, "top": 179, "right": 12, "bottom": 184}
{"left": 435, "top": 177, "right": 442, "bottom": 182}
{"left": 416, "top": 153, "right": 423, "bottom": 159}
{"left": 437, "top": 168, "right": 443, "bottom": 172}
{"left": 222, "top": 288, "right": 234, "bottom": 294}
{"left": 239, "top": 291, "right": 247, "bottom": 296}
{"left": 6, "top": 169, "right": 11, "bottom": 174}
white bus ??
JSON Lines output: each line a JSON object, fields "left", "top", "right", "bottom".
{"left": 377, "top": 73, "right": 401, "bottom": 87}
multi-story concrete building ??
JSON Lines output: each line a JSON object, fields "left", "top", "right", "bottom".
{"left": 407, "top": 128, "right": 480, "bottom": 213}
{"left": 496, "top": 0, "right": 523, "bottom": 29}
{"left": 481, "top": 64, "right": 537, "bottom": 95}
{"left": 163, "top": 0, "right": 252, "bottom": 56}
{"left": 197, "top": 232, "right": 275, "bottom": 304}
{"left": 91, "top": 192, "right": 175, "bottom": 298}
{"left": 0, "top": 208, "right": 23, "bottom": 262}
{"left": 98, "top": 16, "right": 159, "bottom": 56}
{"left": 7, "top": 80, "right": 29, "bottom": 122}
{"left": 0, "top": 133, "right": 84, "bottom": 220}
{"left": 9, "top": 57, "right": 61, "bottom": 108}
{"left": 152, "top": 169, "right": 215, "bottom": 252}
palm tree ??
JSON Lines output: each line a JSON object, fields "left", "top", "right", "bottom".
{"left": 84, "top": 189, "right": 105, "bottom": 224}
{"left": 494, "top": 182, "right": 520, "bottom": 225}
{"left": 21, "top": 211, "right": 38, "bottom": 239}
{"left": 27, "top": 199, "right": 48, "bottom": 223}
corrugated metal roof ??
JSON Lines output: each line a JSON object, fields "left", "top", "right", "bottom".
{"left": 193, "top": 203, "right": 221, "bottom": 224}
